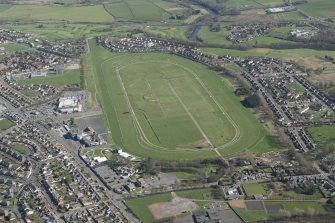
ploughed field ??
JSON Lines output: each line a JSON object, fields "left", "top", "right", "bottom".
{"left": 88, "top": 41, "right": 282, "bottom": 160}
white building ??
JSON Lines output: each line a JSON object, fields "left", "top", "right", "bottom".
{"left": 58, "top": 96, "right": 82, "bottom": 113}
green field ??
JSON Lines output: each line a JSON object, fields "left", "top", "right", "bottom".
{"left": 17, "top": 69, "right": 81, "bottom": 87}
{"left": 0, "top": 4, "right": 12, "bottom": 13}
{"left": 125, "top": 189, "right": 218, "bottom": 223}
{"left": 298, "top": 0, "right": 334, "bottom": 18}
{"left": 243, "top": 183, "right": 268, "bottom": 196}
{"left": 176, "top": 188, "right": 216, "bottom": 200}
{"left": 0, "top": 5, "right": 114, "bottom": 22}
{"left": 104, "top": 0, "right": 175, "bottom": 22}
{"left": 84, "top": 149, "right": 113, "bottom": 160}
{"left": 306, "top": 125, "right": 335, "bottom": 149}
{"left": 21, "top": 90, "right": 39, "bottom": 97}
{"left": 125, "top": 193, "right": 172, "bottom": 223}
{"left": 0, "top": 43, "right": 32, "bottom": 52}
{"left": 11, "top": 144, "right": 30, "bottom": 155}
{"left": 4, "top": 24, "right": 113, "bottom": 41}
{"left": 234, "top": 207, "right": 268, "bottom": 222}
{"left": 0, "top": 118, "right": 14, "bottom": 130}
{"left": 276, "top": 11, "right": 307, "bottom": 21}
{"left": 87, "top": 40, "right": 283, "bottom": 160}
{"left": 144, "top": 26, "right": 189, "bottom": 40}
{"left": 175, "top": 170, "right": 199, "bottom": 179}
{"left": 198, "top": 26, "right": 232, "bottom": 45}
{"left": 243, "top": 182, "right": 323, "bottom": 200}
{"left": 234, "top": 201, "right": 327, "bottom": 222}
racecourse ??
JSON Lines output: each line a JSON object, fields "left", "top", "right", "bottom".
{"left": 87, "top": 40, "right": 283, "bottom": 160}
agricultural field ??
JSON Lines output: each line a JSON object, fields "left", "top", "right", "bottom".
{"left": 3, "top": 23, "right": 113, "bottom": 41}
{"left": 275, "top": 11, "right": 307, "bottom": 21}
{"left": 0, "top": 118, "right": 15, "bottom": 130}
{"left": 297, "top": 0, "right": 334, "bottom": 18}
{"left": 87, "top": 40, "right": 283, "bottom": 160}
{"left": 306, "top": 125, "right": 335, "bottom": 149}
{"left": 17, "top": 69, "right": 81, "bottom": 87}
{"left": 224, "top": 0, "right": 285, "bottom": 9}
{"left": 0, "top": 4, "right": 114, "bottom": 23}
{"left": 144, "top": 26, "right": 189, "bottom": 41}
{"left": 103, "top": 0, "right": 179, "bottom": 22}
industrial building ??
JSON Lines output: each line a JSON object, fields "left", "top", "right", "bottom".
{"left": 58, "top": 96, "right": 82, "bottom": 114}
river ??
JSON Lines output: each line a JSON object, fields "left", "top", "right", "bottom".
{"left": 190, "top": 8, "right": 219, "bottom": 41}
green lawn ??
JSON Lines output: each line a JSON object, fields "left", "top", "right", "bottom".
{"left": 21, "top": 90, "right": 39, "bottom": 97}
{"left": 242, "top": 183, "right": 268, "bottom": 196}
{"left": 233, "top": 201, "right": 327, "bottom": 222}
{"left": 176, "top": 188, "right": 216, "bottom": 200}
{"left": 0, "top": 43, "right": 32, "bottom": 52}
{"left": 288, "top": 81, "right": 306, "bottom": 93}
{"left": 175, "top": 170, "right": 199, "bottom": 179}
{"left": 125, "top": 193, "right": 172, "bottom": 223}
{"left": 84, "top": 149, "right": 114, "bottom": 160}
{"left": 87, "top": 40, "right": 283, "bottom": 160}
{"left": 0, "top": 118, "right": 14, "bottom": 130}
{"left": 273, "top": 201, "right": 327, "bottom": 215}
{"left": 11, "top": 144, "right": 30, "bottom": 155}
{"left": 234, "top": 208, "right": 268, "bottom": 222}
{"left": 280, "top": 190, "right": 324, "bottom": 200}
{"left": 0, "top": 5, "right": 114, "bottom": 22}
{"left": 306, "top": 125, "right": 335, "bottom": 149}
{"left": 17, "top": 69, "right": 81, "bottom": 87}
{"left": 243, "top": 182, "right": 323, "bottom": 200}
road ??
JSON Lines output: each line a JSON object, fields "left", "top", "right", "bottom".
{"left": 49, "top": 128, "right": 140, "bottom": 223}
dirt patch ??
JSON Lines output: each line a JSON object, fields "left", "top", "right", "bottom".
{"left": 245, "top": 201, "right": 264, "bottom": 211}
{"left": 149, "top": 194, "right": 198, "bottom": 220}
{"left": 195, "top": 140, "right": 212, "bottom": 149}
{"left": 143, "top": 95, "right": 156, "bottom": 102}
{"left": 265, "top": 203, "right": 284, "bottom": 213}
{"left": 228, "top": 200, "right": 246, "bottom": 209}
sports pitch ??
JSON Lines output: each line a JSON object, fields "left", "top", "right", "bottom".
{"left": 87, "top": 40, "right": 283, "bottom": 160}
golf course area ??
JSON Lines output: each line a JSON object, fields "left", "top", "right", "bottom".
{"left": 86, "top": 40, "right": 283, "bottom": 160}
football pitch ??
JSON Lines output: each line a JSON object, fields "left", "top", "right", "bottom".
{"left": 87, "top": 40, "right": 283, "bottom": 160}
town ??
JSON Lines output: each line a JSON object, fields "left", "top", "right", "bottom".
{"left": 1, "top": 0, "right": 335, "bottom": 221}
{"left": 0, "top": 15, "right": 333, "bottom": 223}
